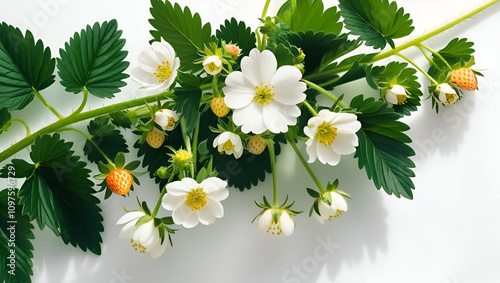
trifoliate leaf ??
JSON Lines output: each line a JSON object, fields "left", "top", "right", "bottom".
{"left": 216, "top": 18, "right": 256, "bottom": 59}
{"left": 0, "top": 189, "right": 35, "bottom": 283}
{"left": 173, "top": 73, "right": 204, "bottom": 133}
{"left": 150, "top": 0, "right": 216, "bottom": 71}
{"left": 280, "top": 0, "right": 343, "bottom": 35}
{"left": 372, "top": 62, "right": 422, "bottom": 116}
{"left": 84, "top": 117, "right": 129, "bottom": 164}
{"left": 57, "top": 20, "right": 129, "bottom": 98}
{"left": 9, "top": 133, "right": 103, "bottom": 254}
{"left": 351, "top": 95, "right": 415, "bottom": 199}
{"left": 339, "top": 0, "right": 414, "bottom": 49}
{"left": 0, "top": 22, "right": 55, "bottom": 111}
{"left": 0, "top": 108, "right": 11, "bottom": 134}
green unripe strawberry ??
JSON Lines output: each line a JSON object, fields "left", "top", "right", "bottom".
{"left": 247, "top": 135, "right": 267, "bottom": 155}
{"left": 210, "top": 97, "right": 230, "bottom": 117}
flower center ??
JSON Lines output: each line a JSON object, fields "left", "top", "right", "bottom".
{"left": 167, "top": 116, "right": 175, "bottom": 128}
{"left": 131, "top": 239, "right": 147, "bottom": 253}
{"left": 186, "top": 188, "right": 207, "bottom": 211}
{"left": 223, "top": 140, "right": 234, "bottom": 152}
{"left": 254, "top": 83, "right": 275, "bottom": 105}
{"left": 316, "top": 121, "right": 338, "bottom": 146}
{"left": 154, "top": 61, "right": 173, "bottom": 83}
{"left": 445, "top": 93, "right": 456, "bottom": 104}
{"left": 206, "top": 61, "right": 220, "bottom": 73}
{"left": 266, "top": 219, "right": 283, "bottom": 235}
{"left": 396, "top": 94, "right": 407, "bottom": 105}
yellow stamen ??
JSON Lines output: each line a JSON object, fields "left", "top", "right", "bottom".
{"left": 154, "top": 61, "right": 173, "bottom": 83}
{"left": 445, "top": 93, "right": 457, "bottom": 104}
{"left": 396, "top": 94, "right": 407, "bottom": 105}
{"left": 167, "top": 116, "right": 175, "bottom": 128}
{"left": 131, "top": 240, "right": 146, "bottom": 253}
{"left": 316, "top": 121, "right": 338, "bottom": 146}
{"left": 186, "top": 188, "right": 207, "bottom": 211}
{"left": 223, "top": 140, "right": 235, "bottom": 152}
{"left": 206, "top": 61, "right": 220, "bottom": 73}
{"left": 254, "top": 83, "right": 275, "bottom": 105}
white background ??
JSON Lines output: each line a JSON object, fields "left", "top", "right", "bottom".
{"left": 1, "top": 0, "right": 500, "bottom": 282}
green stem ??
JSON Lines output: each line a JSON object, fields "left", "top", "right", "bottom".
{"left": 301, "top": 101, "right": 318, "bottom": 117}
{"left": 304, "top": 0, "right": 500, "bottom": 81}
{"left": 267, "top": 139, "right": 278, "bottom": 207}
{"left": 58, "top": 127, "right": 114, "bottom": 164}
{"left": 34, "top": 89, "right": 65, "bottom": 119}
{"left": 212, "top": 75, "right": 220, "bottom": 96}
{"left": 285, "top": 133, "right": 325, "bottom": 193}
{"left": 418, "top": 43, "right": 453, "bottom": 69}
{"left": 152, "top": 174, "right": 174, "bottom": 218}
{"left": 192, "top": 120, "right": 200, "bottom": 175}
{"left": 10, "top": 119, "right": 31, "bottom": 136}
{"left": 261, "top": 0, "right": 272, "bottom": 19}
{"left": 396, "top": 52, "right": 439, "bottom": 85}
{"left": 71, "top": 88, "right": 89, "bottom": 116}
{"left": 180, "top": 117, "right": 195, "bottom": 178}
{"left": 302, "top": 79, "right": 347, "bottom": 108}
{"left": 0, "top": 91, "right": 174, "bottom": 163}
{"left": 417, "top": 45, "right": 441, "bottom": 71}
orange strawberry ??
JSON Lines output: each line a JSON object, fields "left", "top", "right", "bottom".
{"left": 210, "top": 97, "right": 230, "bottom": 117}
{"left": 106, "top": 169, "right": 133, "bottom": 195}
{"left": 146, "top": 130, "right": 165, "bottom": 149}
{"left": 450, "top": 68, "right": 477, "bottom": 91}
{"left": 247, "top": 135, "right": 267, "bottom": 155}
{"left": 226, "top": 44, "right": 240, "bottom": 59}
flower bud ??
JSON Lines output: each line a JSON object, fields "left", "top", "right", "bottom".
{"left": 155, "top": 109, "right": 179, "bottom": 131}
{"left": 437, "top": 83, "right": 458, "bottom": 105}
{"left": 203, "top": 55, "right": 223, "bottom": 75}
{"left": 385, "top": 84, "right": 408, "bottom": 105}
{"left": 226, "top": 44, "right": 241, "bottom": 59}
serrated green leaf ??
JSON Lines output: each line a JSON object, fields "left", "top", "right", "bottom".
{"left": 283, "top": 0, "right": 343, "bottom": 35}
{"left": 173, "top": 73, "right": 202, "bottom": 133}
{"left": 216, "top": 18, "right": 256, "bottom": 59}
{"left": 57, "top": 19, "right": 129, "bottom": 98}
{"left": 0, "top": 22, "right": 55, "bottom": 111}
{"left": 0, "top": 189, "right": 35, "bottom": 283}
{"left": 339, "top": 0, "right": 414, "bottom": 49}
{"left": 13, "top": 133, "right": 104, "bottom": 254}
{"left": 150, "top": 0, "right": 215, "bottom": 71}
{"left": 267, "top": 43, "right": 295, "bottom": 67}
{"left": 0, "top": 108, "right": 11, "bottom": 134}
{"left": 428, "top": 38, "right": 475, "bottom": 80}
{"left": 84, "top": 117, "right": 129, "bottom": 164}
{"left": 351, "top": 95, "right": 415, "bottom": 199}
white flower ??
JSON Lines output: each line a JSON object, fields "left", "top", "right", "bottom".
{"left": 131, "top": 39, "right": 180, "bottom": 93}
{"left": 162, "top": 177, "right": 229, "bottom": 228}
{"left": 437, "top": 83, "right": 458, "bottom": 104}
{"left": 314, "top": 192, "right": 348, "bottom": 225}
{"left": 385, "top": 84, "right": 408, "bottom": 105}
{"left": 116, "top": 211, "right": 168, "bottom": 258}
{"left": 154, "top": 109, "right": 179, "bottom": 131}
{"left": 212, "top": 131, "right": 243, "bottom": 159}
{"left": 223, "top": 48, "right": 306, "bottom": 134}
{"left": 304, "top": 110, "right": 361, "bottom": 166}
{"left": 256, "top": 209, "right": 294, "bottom": 236}
{"left": 203, "top": 55, "right": 223, "bottom": 75}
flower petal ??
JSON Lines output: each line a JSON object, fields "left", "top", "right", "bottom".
{"left": 162, "top": 194, "right": 186, "bottom": 211}
{"left": 280, "top": 212, "right": 295, "bottom": 236}
{"left": 198, "top": 199, "right": 224, "bottom": 225}
{"left": 119, "top": 221, "right": 138, "bottom": 239}
{"left": 150, "top": 240, "right": 168, "bottom": 259}
{"left": 331, "top": 133, "right": 358, "bottom": 155}
{"left": 317, "top": 143, "right": 341, "bottom": 166}
{"left": 256, "top": 210, "right": 272, "bottom": 233}
{"left": 233, "top": 101, "right": 267, "bottom": 134}
{"left": 223, "top": 72, "right": 256, "bottom": 109}
{"left": 241, "top": 49, "right": 277, "bottom": 86}
{"left": 116, "top": 211, "right": 145, "bottom": 225}
{"left": 262, "top": 103, "right": 299, "bottom": 134}
{"left": 331, "top": 192, "right": 348, "bottom": 211}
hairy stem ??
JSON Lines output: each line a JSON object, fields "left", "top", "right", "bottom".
{"left": 59, "top": 127, "right": 114, "bottom": 164}
{"left": 301, "top": 101, "right": 318, "bottom": 117}
{"left": 418, "top": 43, "right": 453, "bottom": 70}
{"left": 303, "top": 79, "right": 347, "bottom": 108}
{"left": 396, "top": 52, "right": 439, "bottom": 85}
{"left": 9, "top": 119, "right": 31, "bottom": 136}
{"left": 285, "top": 133, "right": 325, "bottom": 193}
{"left": 268, "top": 139, "right": 278, "bottom": 207}
{"left": 0, "top": 91, "right": 173, "bottom": 163}
{"left": 34, "top": 89, "right": 65, "bottom": 119}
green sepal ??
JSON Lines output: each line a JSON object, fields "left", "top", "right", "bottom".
{"left": 124, "top": 160, "right": 141, "bottom": 171}
{"left": 306, "top": 188, "right": 320, "bottom": 198}
{"left": 325, "top": 179, "right": 339, "bottom": 191}
{"left": 135, "top": 215, "right": 154, "bottom": 227}
{"left": 320, "top": 192, "right": 333, "bottom": 206}
{"left": 114, "top": 152, "right": 126, "bottom": 169}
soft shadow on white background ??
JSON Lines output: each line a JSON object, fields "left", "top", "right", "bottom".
{"left": 1, "top": 0, "right": 500, "bottom": 282}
